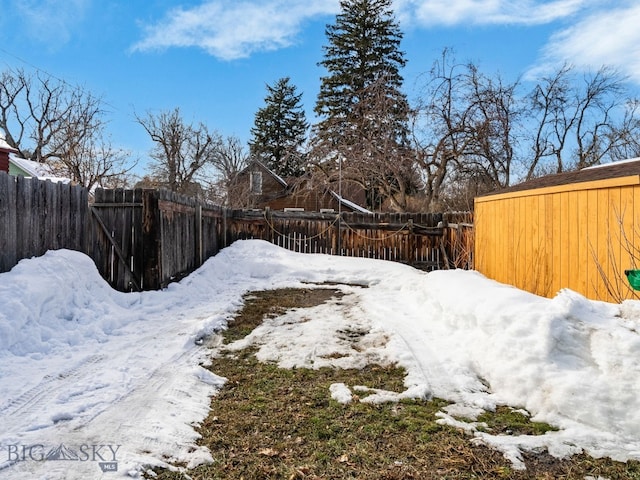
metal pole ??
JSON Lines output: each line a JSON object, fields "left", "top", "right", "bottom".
{"left": 338, "top": 156, "right": 342, "bottom": 255}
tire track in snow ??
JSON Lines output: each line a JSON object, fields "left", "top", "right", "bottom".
{"left": 69, "top": 336, "right": 224, "bottom": 475}
{"left": 355, "top": 289, "right": 466, "bottom": 401}
{"left": 0, "top": 354, "right": 106, "bottom": 431}
{"left": 0, "top": 329, "right": 223, "bottom": 479}
{"left": 0, "top": 354, "right": 110, "bottom": 475}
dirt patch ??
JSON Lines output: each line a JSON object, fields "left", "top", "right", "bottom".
{"left": 222, "top": 287, "right": 343, "bottom": 343}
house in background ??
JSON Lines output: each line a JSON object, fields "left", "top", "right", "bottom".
{"left": 0, "top": 137, "right": 18, "bottom": 174}
{"left": 6, "top": 154, "right": 70, "bottom": 184}
{"left": 232, "top": 159, "right": 370, "bottom": 213}
{"left": 0, "top": 134, "right": 70, "bottom": 183}
{"left": 474, "top": 158, "right": 640, "bottom": 303}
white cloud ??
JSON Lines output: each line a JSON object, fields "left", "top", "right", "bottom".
{"left": 132, "top": 0, "right": 589, "bottom": 61}
{"left": 13, "top": 0, "right": 90, "bottom": 46}
{"left": 530, "top": 3, "right": 640, "bottom": 83}
{"left": 132, "top": 0, "right": 340, "bottom": 61}
{"left": 394, "top": 0, "right": 587, "bottom": 27}
{"left": 133, "top": 0, "right": 640, "bottom": 88}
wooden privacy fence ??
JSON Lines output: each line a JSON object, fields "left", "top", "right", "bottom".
{"left": 0, "top": 173, "right": 91, "bottom": 273}
{"left": 228, "top": 209, "right": 474, "bottom": 271}
{"left": 91, "top": 188, "right": 227, "bottom": 291}
{"left": 0, "top": 173, "right": 228, "bottom": 291}
{"left": 0, "top": 172, "right": 473, "bottom": 291}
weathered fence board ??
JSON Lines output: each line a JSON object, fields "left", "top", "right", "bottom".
{"left": 91, "top": 188, "right": 145, "bottom": 291}
{"left": 0, "top": 173, "right": 17, "bottom": 271}
{"left": 0, "top": 174, "right": 91, "bottom": 273}
{"left": 0, "top": 172, "right": 473, "bottom": 291}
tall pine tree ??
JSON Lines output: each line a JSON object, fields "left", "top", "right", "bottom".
{"left": 250, "top": 77, "right": 308, "bottom": 177}
{"left": 313, "top": 0, "right": 415, "bottom": 211}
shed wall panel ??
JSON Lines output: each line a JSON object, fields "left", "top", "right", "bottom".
{"left": 575, "top": 189, "right": 589, "bottom": 296}
{"left": 551, "top": 192, "right": 562, "bottom": 296}
{"left": 622, "top": 186, "right": 637, "bottom": 269}
{"left": 475, "top": 175, "right": 640, "bottom": 302}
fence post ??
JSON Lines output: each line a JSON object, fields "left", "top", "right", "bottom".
{"left": 142, "top": 190, "right": 161, "bottom": 290}
{"left": 334, "top": 212, "right": 341, "bottom": 255}
{"left": 265, "top": 207, "right": 274, "bottom": 245}
{"left": 195, "top": 203, "right": 203, "bottom": 267}
{"left": 0, "top": 172, "right": 17, "bottom": 272}
{"left": 407, "top": 219, "right": 415, "bottom": 266}
{"left": 439, "top": 214, "right": 451, "bottom": 269}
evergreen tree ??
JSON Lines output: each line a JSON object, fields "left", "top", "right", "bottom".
{"left": 249, "top": 77, "right": 308, "bottom": 177}
{"left": 312, "top": 0, "right": 414, "bottom": 211}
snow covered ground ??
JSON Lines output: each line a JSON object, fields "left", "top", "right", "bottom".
{"left": 1, "top": 240, "right": 640, "bottom": 478}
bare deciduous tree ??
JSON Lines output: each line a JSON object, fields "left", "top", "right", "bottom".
{"left": 460, "top": 65, "right": 520, "bottom": 190}
{"left": 51, "top": 132, "right": 135, "bottom": 190}
{"left": 0, "top": 68, "right": 103, "bottom": 162}
{"left": 136, "top": 108, "right": 221, "bottom": 196}
{"left": 0, "top": 68, "right": 135, "bottom": 188}
{"left": 312, "top": 74, "right": 419, "bottom": 212}
{"left": 209, "top": 135, "right": 250, "bottom": 206}
{"left": 411, "top": 49, "right": 480, "bottom": 210}
{"left": 525, "top": 64, "right": 640, "bottom": 178}
{"left": 411, "top": 51, "right": 640, "bottom": 211}
{"left": 607, "top": 99, "right": 640, "bottom": 160}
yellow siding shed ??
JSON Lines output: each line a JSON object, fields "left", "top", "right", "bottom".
{"left": 474, "top": 159, "right": 640, "bottom": 303}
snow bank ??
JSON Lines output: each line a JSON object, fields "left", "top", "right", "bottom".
{"left": 407, "top": 269, "right": 640, "bottom": 463}
{"left": 0, "top": 250, "right": 137, "bottom": 357}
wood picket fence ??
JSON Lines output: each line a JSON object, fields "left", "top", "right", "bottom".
{"left": 0, "top": 172, "right": 473, "bottom": 291}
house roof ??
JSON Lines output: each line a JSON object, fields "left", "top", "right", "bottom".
{"left": 0, "top": 137, "right": 18, "bottom": 153}
{"left": 330, "top": 191, "right": 372, "bottom": 214}
{"left": 240, "top": 158, "right": 371, "bottom": 213}
{"left": 479, "top": 158, "right": 640, "bottom": 197}
{"left": 9, "top": 154, "right": 71, "bottom": 184}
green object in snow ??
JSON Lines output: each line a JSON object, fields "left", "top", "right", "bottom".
{"left": 625, "top": 270, "right": 640, "bottom": 290}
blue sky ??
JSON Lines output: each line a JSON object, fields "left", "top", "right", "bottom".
{"left": 1, "top": 0, "right": 640, "bottom": 176}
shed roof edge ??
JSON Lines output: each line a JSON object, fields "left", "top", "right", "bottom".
{"left": 474, "top": 175, "right": 640, "bottom": 204}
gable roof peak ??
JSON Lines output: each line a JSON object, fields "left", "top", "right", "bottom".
{"left": 245, "top": 158, "right": 288, "bottom": 187}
